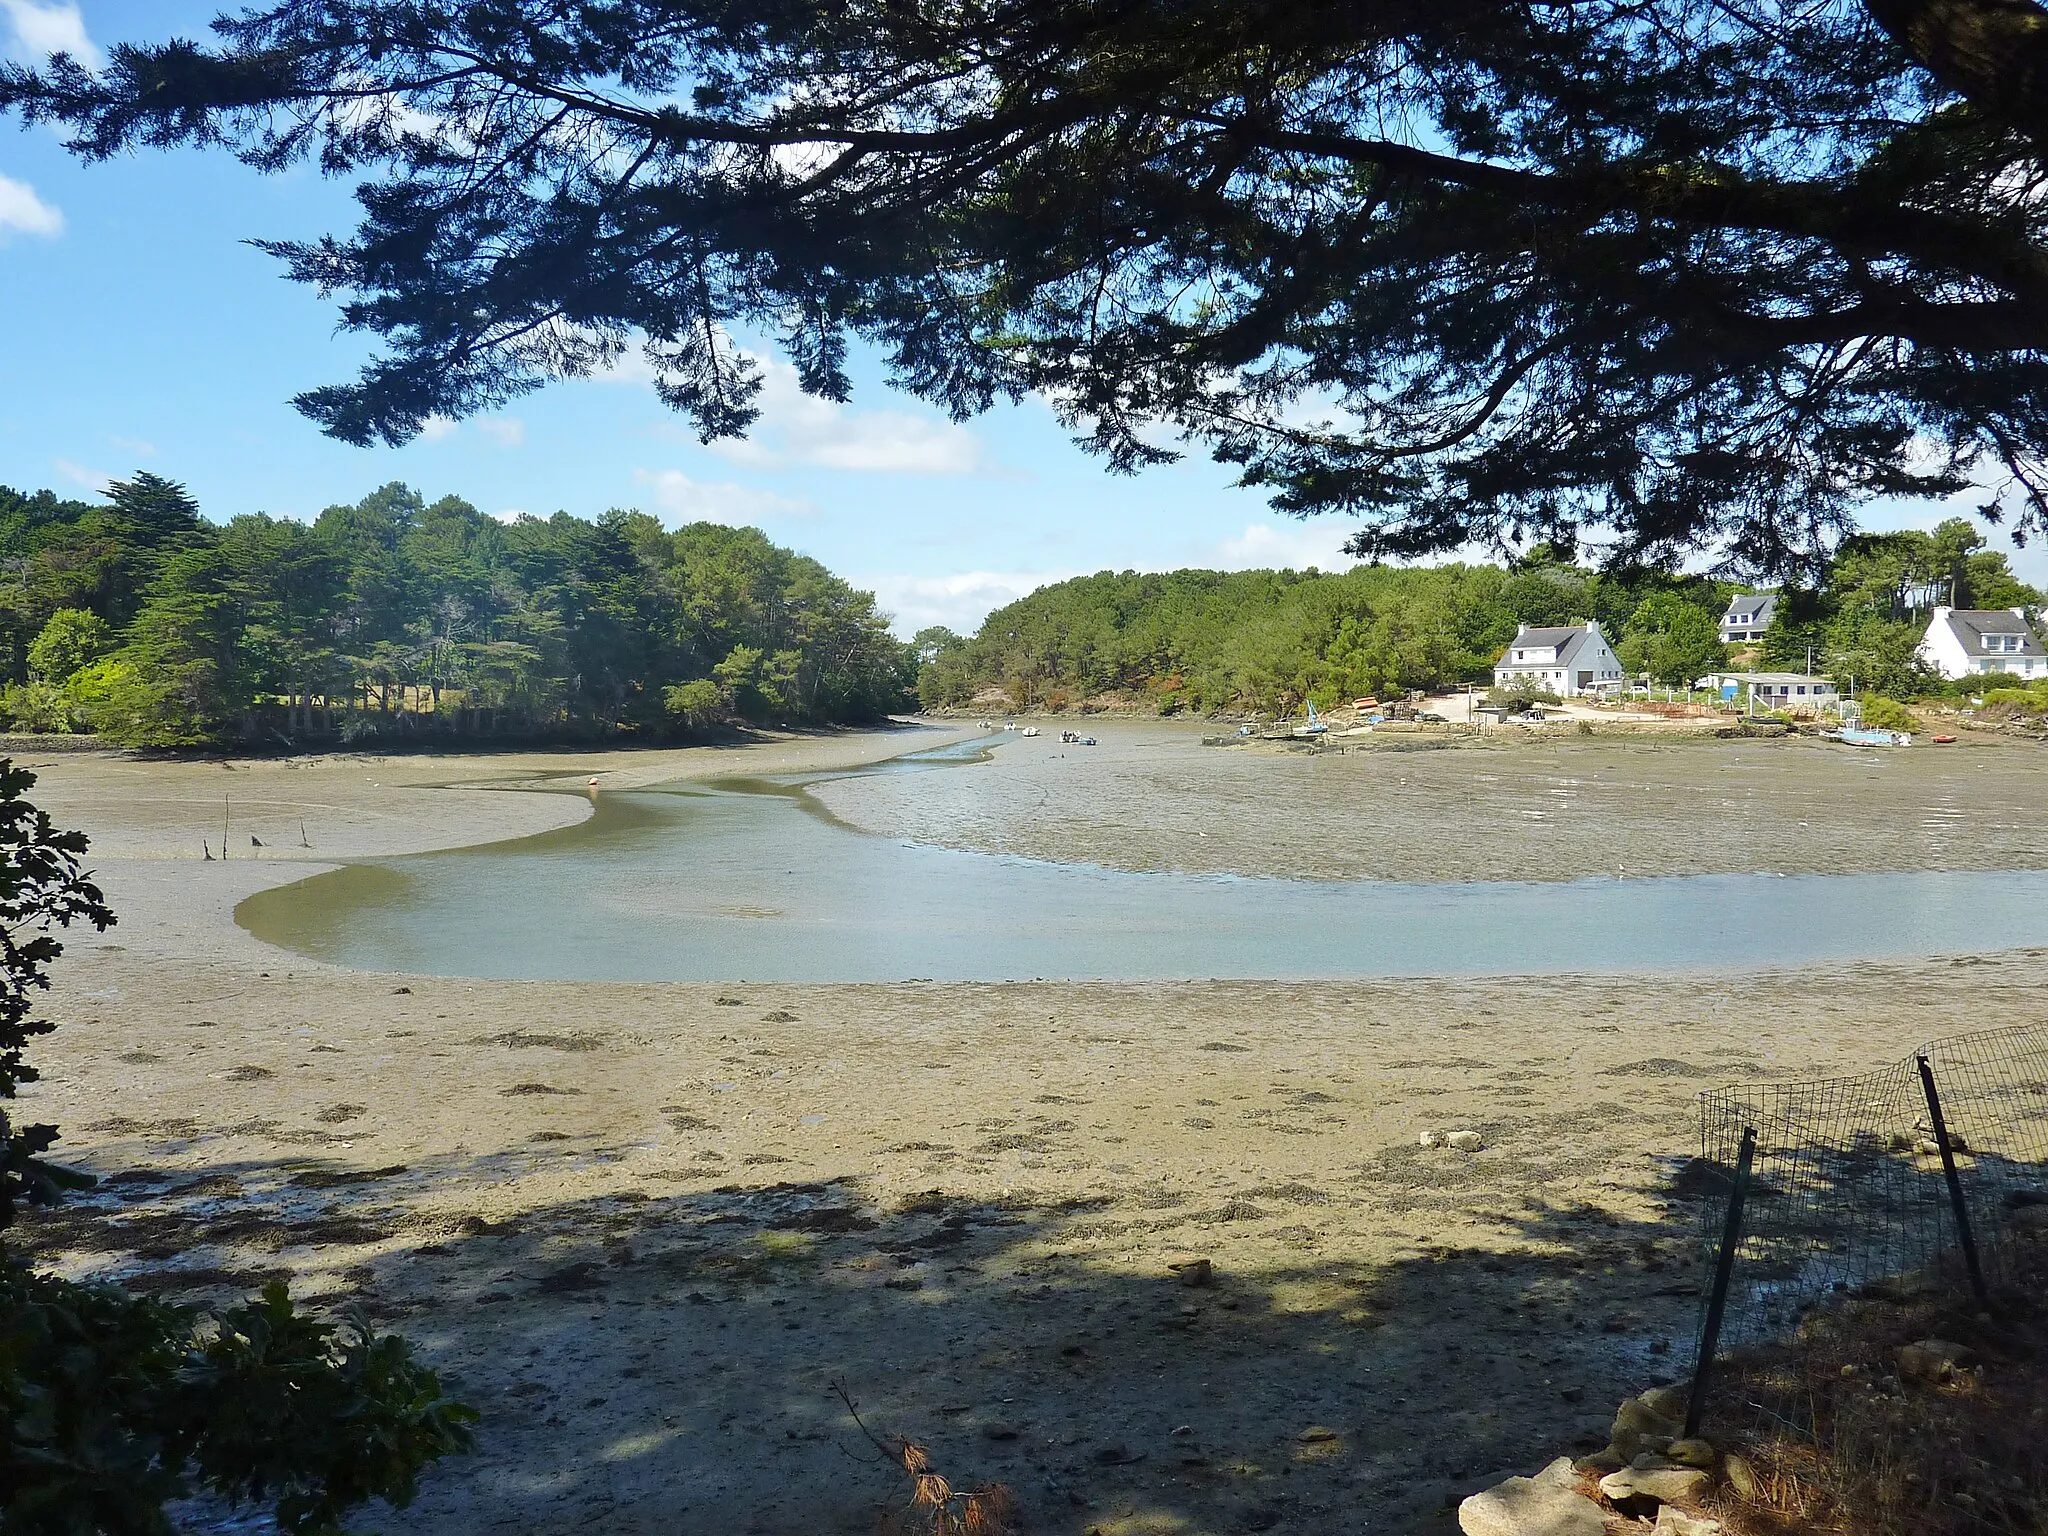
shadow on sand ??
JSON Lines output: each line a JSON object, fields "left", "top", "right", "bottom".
{"left": 20, "top": 1137, "right": 1732, "bottom": 1536}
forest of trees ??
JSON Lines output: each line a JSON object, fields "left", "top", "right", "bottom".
{"left": 0, "top": 475, "right": 913, "bottom": 748}
{"left": 916, "top": 522, "right": 2042, "bottom": 715}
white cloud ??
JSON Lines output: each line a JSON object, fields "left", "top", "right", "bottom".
{"left": 711, "top": 361, "right": 985, "bottom": 474}
{"left": 477, "top": 416, "right": 525, "bottom": 449}
{"left": 1208, "top": 519, "right": 1361, "bottom": 573}
{"left": 53, "top": 457, "right": 106, "bottom": 492}
{"left": 107, "top": 434, "right": 157, "bottom": 459}
{"left": 0, "top": 171, "right": 62, "bottom": 238}
{"left": 418, "top": 415, "right": 459, "bottom": 442}
{"left": 632, "top": 468, "right": 815, "bottom": 527}
{"left": 860, "top": 569, "right": 1085, "bottom": 637}
{"left": 1, "top": 1, "right": 100, "bottom": 66}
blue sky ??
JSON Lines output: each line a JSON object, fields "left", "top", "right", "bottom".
{"left": 2, "top": 2, "right": 2035, "bottom": 636}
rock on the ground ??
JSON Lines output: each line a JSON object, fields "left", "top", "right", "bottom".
{"left": 1636, "top": 1384, "right": 1690, "bottom": 1422}
{"left": 1599, "top": 1464, "right": 1711, "bottom": 1507}
{"left": 1654, "top": 1508, "right": 1724, "bottom": 1536}
{"left": 1459, "top": 1459, "right": 1605, "bottom": 1536}
{"left": 1898, "top": 1338, "right": 1974, "bottom": 1381}
{"left": 1419, "top": 1130, "right": 1442, "bottom": 1147}
{"left": 1609, "top": 1393, "right": 1681, "bottom": 1461}
{"left": 1721, "top": 1452, "right": 1757, "bottom": 1499}
{"left": 1665, "top": 1438, "right": 1716, "bottom": 1468}
{"left": 1447, "top": 1129, "right": 1485, "bottom": 1151}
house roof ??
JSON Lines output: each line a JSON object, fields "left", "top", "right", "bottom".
{"left": 1498, "top": 624, "right": 1607, "bottom": 669}
{"left": 1721, "top": 591, "right": 1777, "bottom": 626}
{"left": 1511, "top": 626, "right": 1585, "bottom": 651}
{"left": 1939, "top": 609, "right": 2045, "bottom": 656}
{"left": 1707, "top": 672, "right": 1837, "bottom": 687}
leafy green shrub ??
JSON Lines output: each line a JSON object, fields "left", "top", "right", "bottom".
{"left": 1858, "top": 695, "right": 1921, "bottom": 731}
{"left": 1981, "top": 682, "right": 2048, "bottom": 715}
{"left": 663, "top": 676, "right": 729, "bottom": 729}
{"left": 0, "top": 682, "right": 83, "bottom": 735}
{"left": 0, "top": 1271, "right": 473, "bottom": 1536}
{"left": 1486, "top": 686, "right": 1562, "bottom": 710}
{"left": 0, "top": 760, "right": 473, "bottom": 1531}
{"left": 26, "top": 610, "right": 112, "bottom": 686}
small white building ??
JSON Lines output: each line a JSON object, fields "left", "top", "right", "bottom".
{"left": 1918, "top": 607, "right": 2048, "bottom": 681}
{"left": 1697, "top": 671, "right": 1839, "bottom": 710}
{"left": 1494, "top": 623, "right": 1625, "bottom": 696}
{"left": 1719, "top": 591, "right": 1778, "bottom": 644}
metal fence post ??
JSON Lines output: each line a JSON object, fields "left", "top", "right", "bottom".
{"left": 1685, "top": 1124, "right": 1756, "bottom": 1440}
{"left": 1916, "top": 1054, "right": 1990, "bottom": 1307}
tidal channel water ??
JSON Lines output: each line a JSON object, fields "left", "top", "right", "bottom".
{"left": 239, "top": 734, "right": 2048, "bottom": 981}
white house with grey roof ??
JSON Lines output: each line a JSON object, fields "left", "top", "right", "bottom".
{"left": 1719, "top": 591, "right": 1778, "bottom": 644}
{"left": 1494, "top": 622, "right": 1625, "bottom": 696}
{"left": 1919, "top": 607, "right": 2048, "bottom": 681}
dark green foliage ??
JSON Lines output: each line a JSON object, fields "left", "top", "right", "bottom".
{"left": 924, "top": 562, "right": 1731, "bottom": 712}
{"left": 0, "top": 1272, "right": 474, "bottom": 1536}
{"left": 0, "top": 479, "right": 913, "bottom": 746}
{"left": 0, "top": 761, "right": 113, "bottom": 1212}
{"left": 927, "top": 523, "right": 2039, "bottom": 709}
{"left": 3, "top": 0, "right": 2045, "bottom": 569}
{"left": 0, "top": 762, "right": 473, "bottom": 1532}
{"left": 1757, "top": 517, "right": 2037, "bottom": 693}
{"left": 1616, "top": 593, "right": 1729, "bottom": 686}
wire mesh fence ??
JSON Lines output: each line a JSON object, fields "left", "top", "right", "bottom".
{"left": 1692, "top": 1023, "right": 2048, "bottom": 1362}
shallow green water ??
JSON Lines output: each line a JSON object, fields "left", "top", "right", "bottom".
{"left": 238, "top": 734, "right": 2048, "bottom": 981}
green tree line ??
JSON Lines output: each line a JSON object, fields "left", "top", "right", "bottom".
{"left": 916, "top": 521, "right": 2041, "bottom": 714}
{"left": 0, "top": 475, "right": 913, "bottom": 747}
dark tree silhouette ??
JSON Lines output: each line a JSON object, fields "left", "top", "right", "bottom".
{"left": 4, "top": 0, "right": 2046, "bottom": 571}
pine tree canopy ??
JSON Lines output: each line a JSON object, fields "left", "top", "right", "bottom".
{"left": 5, "top": 0, "right": 2046, "bottom": 573}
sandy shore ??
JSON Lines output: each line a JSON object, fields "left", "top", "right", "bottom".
{"left": 12, "top": 724, "right": 2037, "bottom": 1536}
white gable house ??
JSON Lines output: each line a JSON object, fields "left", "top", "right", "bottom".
{"left": 1494, "top": 623, "right": 1625, "bottom": 697}
{"left": 1919, "top": 607, "right": 2048, "bottom": 681}
{"left": 1719, "top": 591, "right": 1777, "bottom": 644}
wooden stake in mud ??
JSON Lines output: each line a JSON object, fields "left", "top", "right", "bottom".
{"left": 1685, "top": 1124, "right": 1756, "bottom": 1439}
{"left": 1917, "top": 1054, "right": 1990, "bottom": 1308}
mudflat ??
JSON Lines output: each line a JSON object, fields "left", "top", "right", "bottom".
{"left": 14, "top": 723, "right": 2035, "bottom": 1535}
{"left": 815, "top": 719, "right": 2048, "bottom": 882}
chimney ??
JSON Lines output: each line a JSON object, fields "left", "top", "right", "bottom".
{"left": 1516, "top": 622, "right": 1529, "bottom": 638}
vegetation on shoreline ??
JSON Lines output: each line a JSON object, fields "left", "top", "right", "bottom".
{"left": 0, "top": 477, "right": 913, "bottom": 748}
{"left": 916, "top": 522, "right": 2040, "bottom": 715}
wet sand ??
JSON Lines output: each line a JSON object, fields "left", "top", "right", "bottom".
{"left": 816, "top": 719, "right": 2048, "bottom": 882}
{"left": 12, "top": 724, "right": 2036, "bottom": 1535}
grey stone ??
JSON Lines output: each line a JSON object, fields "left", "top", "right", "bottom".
{"left": 1898, "top": 1338, "right": 1974, "bottom": 1381}
{"left": 1653, "top": 1509, "right": 1723, "bottom": 1536}
{"left": 1600, "top": 1465, "right": 1711, "bottom": 1506}
{"left": 1665, "top": 1438, "right": 1717, "bottom": 1468}
{"left": 1637, "top": 1384, "right": 1690, "bottom": 1421}
{"left": 1721, "top": 1452, "right": 1758, "bottom": 1499}
{"left": 1459, "top": 1461, "right": 1604, "bottom": 1536}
